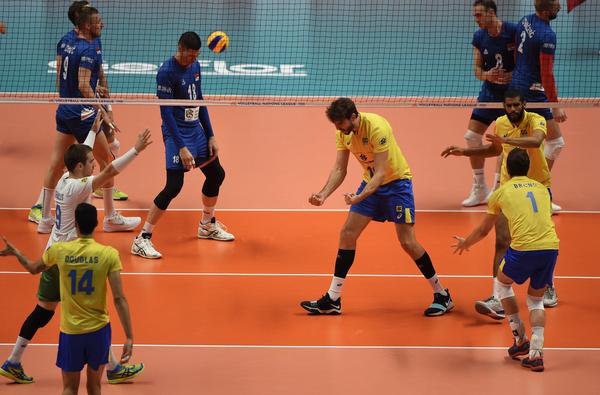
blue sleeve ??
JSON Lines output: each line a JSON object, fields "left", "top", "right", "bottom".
{"left": 471, "top": 31, "right": 481, "bottom": 49}
{"left": 157, "top": 70, "right": 185, "bottom": 149}
{"left": 79, "top": 45, "right": 97, "bottom": 70}
{"left": 195, "top": 68, "right": 214, "bottom": 138}
{"left": 56, "top": 39, "right": 63, "bottom": 56}
{"left": 540, "top": 29, "right": 556, "bottom": 56}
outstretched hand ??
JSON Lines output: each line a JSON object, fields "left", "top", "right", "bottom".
{"left": 441, "top": 146, "right": 466, "bottom": 158}
{"left": 134, "top": 129, "right": 153, "bottom": 153}
{"left": 0, "top": 237, "right": 17, "bottom": 257}
{"left": 451, "top": 236, "right": 469, "bottom": 255}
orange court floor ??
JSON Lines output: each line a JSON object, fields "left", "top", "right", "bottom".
{"left": 0, "top": 105, "right": 599, "bottom": 394}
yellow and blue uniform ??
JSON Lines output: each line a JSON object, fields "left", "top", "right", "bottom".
{"left": 336, "top": 112, "right": 415, "bottom": 223}
{"left": 495, "top": 111, "right": 550, "bottom": 187}
{"left": 43, "top": 237, "right": 122, "bottom": 371}
{"left": 488, "top": 176, "right": 559, "bottom": 288}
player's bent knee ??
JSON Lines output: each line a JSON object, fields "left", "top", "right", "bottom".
{"left": 526, "top": 294, "right": 544, "bottom": 311}
{"left": 464, "top": 130, "right": 483, "bottom": 148}
{"left": 495, "top": 278, "right": 515, "bottom": 300}
{"left": 202, "top": 164, "right": 225, "bottom": 197}
{"left": 544, "top": 137, "right": 565, "bottom": 161}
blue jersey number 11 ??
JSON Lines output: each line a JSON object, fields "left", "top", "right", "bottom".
{"left": 526, "top": 191, "right": 539, "bottom": 213}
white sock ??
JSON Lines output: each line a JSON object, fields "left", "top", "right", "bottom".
{"left": 107, "top": 348, "right": 118, "bottom": 370}
{"left": 492, "top": 173, "right": 501, "bottom": 190}
{"left": 35, "top": 188, "right": 44, "bottom": 206}
{"left": 427, "top": 274, "right": 446, "bottom": 295}
{"left": 473, "top": 169, "right": 485, "bottom": 186}
{"left": 508, "top": 314, "right": 524, "bottom": 342}
{"left": 42, "top": 188, "right": 54, "bottom": 219}
{"left": 103, "top": 188, "right": 116, "bottom": 218}
{"left": 492, "top": 277, "right": 500, "bottom": 299}
{"left": 530, "top": 326, "right": 545, "bottom": 356}
{"left": 201, "top": 205, "right": 215, "bottom": 224}
{"left": 139, "top": 221, "right": 155, "bottom": 237}
{"left": 327, "top": 276, "right": 345, "bottom": 301}
{"left": 8, "top": 336, "right": 29, "bottom": 364}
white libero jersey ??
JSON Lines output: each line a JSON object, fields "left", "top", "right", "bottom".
{"left": 45, "top": 172, "right": 94, "bottom": 250}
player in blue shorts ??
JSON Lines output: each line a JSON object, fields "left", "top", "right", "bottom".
{"left": 462, "top": 0, "right": 517, "bottom": 207}
{"left": 29, "top": 5, "right": 137, "bottom": 233}
{"left": 511, "top": 0, "right": 565, "bottom": 218}
{"left": 300, "top": 98, "right": 453, "bottom": 316}
{"left": 131, "top": 31, "right": 234, "bottom": 259}
{"left": 1, "top": 203, "right": 142, "bottom": 390}
{"left": 453, "top": 148, "right": 559, "bottom": 372}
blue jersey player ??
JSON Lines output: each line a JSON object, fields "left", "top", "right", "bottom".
{"left": 32, "top": 5, "right": 139, "bottom": 236}
{"left": 511, "top": 0, "right": 565, "bottom": 215}
{"left": 461, "top": 0, "right": 517, "bottom": 207}
{"left": 132, "top": 31, "right": 234, "bottom": 260}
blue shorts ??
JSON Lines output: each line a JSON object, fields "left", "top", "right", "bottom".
{"left": 56, "top": 323, "right": 111, "bottom": 372}
{"left": 471, "top": 85, "right": 507, "bottom": 125}
{"left": 56, "top": 112, "right": 96, "bottom": 143}
{"left": 164, "top": 126, "right": 208, "bottom": 171}
{"left": 350, "top": 179, "right": 415, "bottom": 223}
{"left": 500, "top": 247, "right": 558, "bottom": 289}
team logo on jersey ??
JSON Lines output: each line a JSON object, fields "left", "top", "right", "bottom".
{"left": 359, "top": 154, "right": 367, "bottom": 161}
{"left": 362, "top": 137, "right": 368, "bottom": 145}
{"left": 80, "top": 177, "right": 88, "bottom": 183}
{"left": 483, "top": 49, "right": 488, "bottom": 55}
{"left": 172, "top": 155, "right": 180, "bottom": 164}
{"left": 379, "top": 137, "right": 387, "bottom": 145}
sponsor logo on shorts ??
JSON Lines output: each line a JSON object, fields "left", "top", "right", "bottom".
{"left": 396, "top": 205, "right": 403, "bottom": 219}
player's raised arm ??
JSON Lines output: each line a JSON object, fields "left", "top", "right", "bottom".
{"left": 91, "top": 129, "right": 152, "bottom": 190}
{"left": 309, "top": 150, "right": 350, "bottom": 206}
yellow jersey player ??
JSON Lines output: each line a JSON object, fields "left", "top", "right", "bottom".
{"left": 301, "top": 97, "right": 453, "bottom": 317}
{"left": 453, "top": 148, "right": 559, "bottom": 372}
{"left": 442, "top": 88, "right": 558, "bottom": 319}
{"left": 0, "top": 203, "right": 143, "bottom": 391}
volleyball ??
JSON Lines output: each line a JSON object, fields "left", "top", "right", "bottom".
{"left": 207, "top": 31, "right": 229, "bottom": 53}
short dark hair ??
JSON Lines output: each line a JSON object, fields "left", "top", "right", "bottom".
{"left": 64, "top": 144, "right": 92, "bottom": 172}
{"left": 507, "top": 148, "right": 530, "bottom": 177}
{"left": 75, "top": 203, "right": 98, "bottom": 235}
{"left": 76, "top": 6, "right": 99, "bottom": 29}
{"left": 68, "top": 1, "right": 90, "bottom": 26}
{"left": 504, "top": 88, "right": 525, "bottom": 102}
{"left": 472, "top": 0, "right": 497, "bottom": 14}
{"left": 178, "top": 31, "right": 201, "bottom": 50}
{"left": 535, "top": 0, "right": 555, "bottom": 12}
{"left": 326, "top": 97, "right": 358, "bottom": 122}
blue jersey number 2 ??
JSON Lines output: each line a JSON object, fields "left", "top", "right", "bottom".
{"left": 68, "top": 269, "right": 95, "bottom": 295}
{"left": 526, "top": 191, "right": 539, "bottom": 213}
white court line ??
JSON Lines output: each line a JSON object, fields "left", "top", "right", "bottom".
{"left": 0, "top": 271, "right": 598, "bottom": 280}
{"left": 0, "top": 343, "right": 598, "bottom": 351}
{"left": 2, "top": 207, "right": 600, "bottom": 214}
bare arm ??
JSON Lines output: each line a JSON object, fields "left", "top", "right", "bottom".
{"left": 452, "top": 213, "right": 498, "bottom": 254}
{"left": 473, "top": 47, "right": 511, "bottom": 84}
{"left": 345, "top": 150, "right": 387, "bottom": 204}
{"left": 441, "top": 142, "right": 502, "bottom": 159}
{"left": 108, "top": 270, "right": 134, "bottom": 363}
{"left": 486, "top": 130, "right": 545, "bottom": 149}
{"left": 309, "top": 150, "right": 350, "bottom": 205}
{"left": 0, "top": 237, "right": 47, "bottom": 274}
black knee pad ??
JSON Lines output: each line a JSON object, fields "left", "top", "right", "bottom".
{"left": 201, "top": 158, "right": 225, "bottom": 197}
{"left": 153, "top": 170, "right": 185, "bottom": 210}
{"left": 19, "top": 305, "right": 55, "bottom": 340}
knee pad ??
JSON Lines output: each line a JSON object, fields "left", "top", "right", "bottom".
{"left": 201, "top": 161, "right": 225, "bottom": 197}
{"left": 494, "top": 277, "right": 515, "bottom": 300}
{"left": 153, "top": 171, "right": 184, "bottom": 210}
{"left": 526, "top": 294, "right": 544, "bottom": 311}
{"left": 464, "top": 130, "right": 483, "bottom": 148}
{"left": 19, "top": 305, "right": 55, "bottom": 340}
{"left": 544, "top": 136, "right": 565, "bottom": 161}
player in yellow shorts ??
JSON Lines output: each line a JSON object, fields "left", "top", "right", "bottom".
{"left": 453, "top": 148, "right": 558, "bottom": 372}
{"left": 0, "top": 203, "right": 144, "bottom": 391}
{"left": 300, "top": 97, "right": 453, "bottom": 316}
{"left": 442, "top": 89, "right": 558, "bottom": 319}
